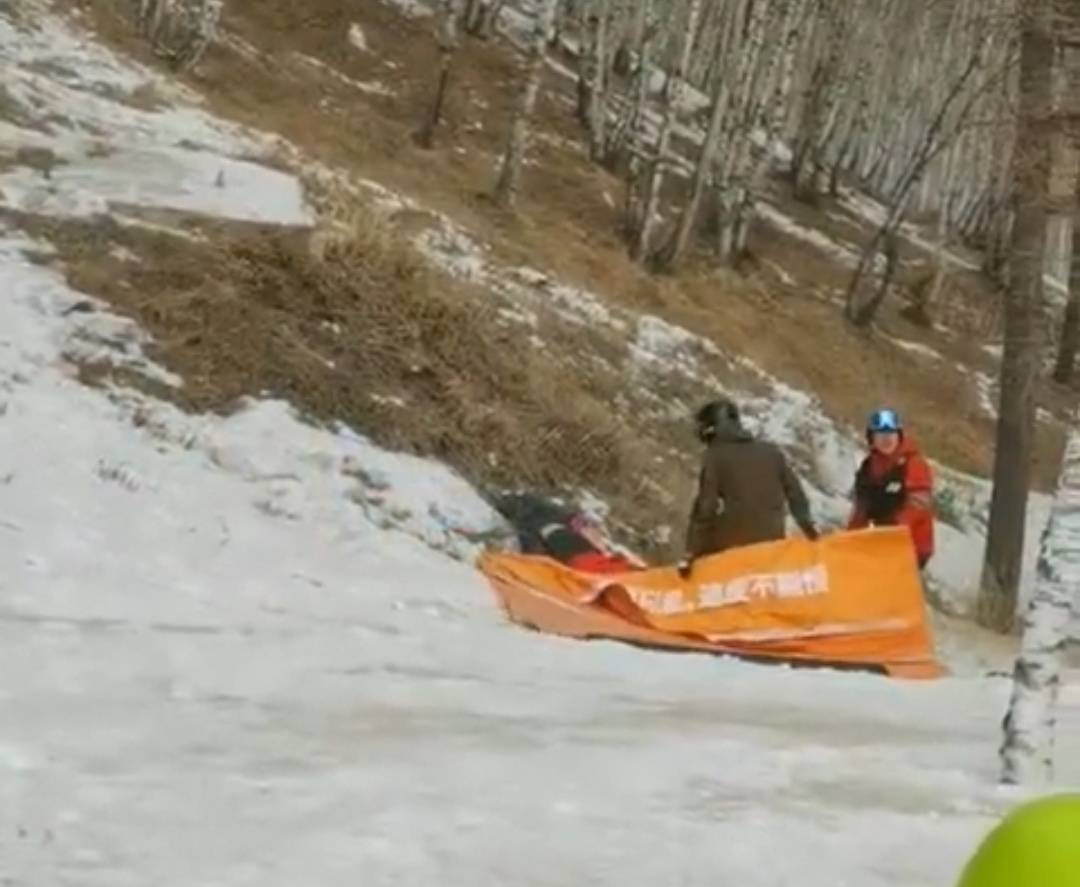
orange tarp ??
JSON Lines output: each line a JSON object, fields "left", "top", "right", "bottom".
{"left": 478, "top": 527, "right": 945, "bottom": 679}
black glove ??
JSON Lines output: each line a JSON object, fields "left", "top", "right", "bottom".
{"left": 677, "top": 557, "right": 694, "bottom": 579}
{"left": 804, "top": 525, "right": 820, "bottom": 542}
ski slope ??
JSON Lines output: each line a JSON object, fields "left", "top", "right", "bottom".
{"left": 1, "top": 229, "right": 1078, "bottom": 887}
{"left": 0, "top": 5, "right": 1078, "bottom": 886}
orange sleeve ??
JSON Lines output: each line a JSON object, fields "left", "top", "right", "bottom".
{"left": 898, "top": 456, "right": 934, "bottom": 561}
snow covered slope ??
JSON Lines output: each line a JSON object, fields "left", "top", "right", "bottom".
{"left": 1, "top": 233, "right": 1078, "bottom": 886}
{"left": 0, "top": 6, "right": 1078, "bottom": 886}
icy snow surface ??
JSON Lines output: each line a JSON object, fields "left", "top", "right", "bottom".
{"left": 0, "top": 8, "right": 312, "bottom": 227}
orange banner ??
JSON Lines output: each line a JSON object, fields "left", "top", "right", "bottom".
{"left": 478, "top": 527, "right": 944, "bottom": 679}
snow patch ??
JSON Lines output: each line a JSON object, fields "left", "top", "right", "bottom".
{"left": 0, "top": 5, "right": 312, "bottom": 228}
{"left": 763, "top": 258, "right": 798, "bottom": 287}
{"left": 972, "top": 371, "right": 997, "bottom": 419}
{"left": 348, "top": 23, "right": 369, "bottom": 52}
{"left": 416, "top": 216, "right": 627, "bottom": 332}
{"left": 888, "top": 337, "right": 944, "bottom": 362}
{"left": 380, "top": 0, "right": 434, "bottom": 18}
{"left": 0, "top": 147, "right": 313, "bottom": 226}
{"left": 757, "top": 203, "right": 864, "bottom": 269}
{"left": 295, "top": 54, "right": 399, "bottom": 99}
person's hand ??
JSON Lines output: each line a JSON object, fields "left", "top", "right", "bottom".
{"left": 676, "top": 557, "right": 694, "bottom": 579}
{"left": 804, "top": 524, "right": 820, "bottom": 542}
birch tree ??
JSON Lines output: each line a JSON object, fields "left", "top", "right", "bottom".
{"left": 1053, "top": 220, "right": 1080, "bottom": 383}
{"left": 416, "top": 0, "right": 463, "bottom": 150}
{"left": 604, "top": 0, "right": 654, "bottom": 166}
{"left": 719, "top": 0, "right": 804, "bottom": 263}
{"left": 979, "top": 0, "right": 1057, "bottom": 632}
{"left": 493, "top": 0, "right": 560, "bottom": 211}
{"left": 790, "top": 0, "right": 849, "bottom": 203}
{"left": 134, "top": 0, "right": 223, "bottom": 71}
{"left": 577, "top": 0, "right": 613, "bottom": 160}
{"left": 1000, "top": 417, "right": 1080, "bottom": 785}
{"left": 462, "top": 0, "right": 507, "bottom": 38}
{"left": 1052, "top": 39, "right": 1080, "bottom": 384}
{"left": 631, "top": 0, "right": 702, "bottom": 261}
{"left": 843, "top": 31, "right": 993, "bottom": 326}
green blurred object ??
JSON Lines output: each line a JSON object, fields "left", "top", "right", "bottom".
{"left": 956, "top": 794, "right": 1080, "bottom": 887}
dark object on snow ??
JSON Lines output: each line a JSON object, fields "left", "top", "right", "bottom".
{"left": 493, "top": 493, "right": 637, "bottom": 574}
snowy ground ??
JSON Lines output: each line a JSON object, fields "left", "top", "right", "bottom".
{"left": 1, "top": 6, "right": 1079, "bottom": 886}
{"left": 1, "top": 251, "right": 1078, "bottom": 884}
{"left": 2, "top": 236, "right": 1077, "bottom": 886}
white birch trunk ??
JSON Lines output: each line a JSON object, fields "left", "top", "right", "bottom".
{"left": 632, "top": 0, "right": 703, "bottom": 261}
{"left": 586, "top": 0, "right": 611, "bottom": 160}
{"left": 1000, "top": 420, "right": 1080, "bottom": 785}
{"left": 493, "top": 0, "right": 559, "bottom": 210}
{"left": 730, "top": 0, "right": 806, "bottom": 257}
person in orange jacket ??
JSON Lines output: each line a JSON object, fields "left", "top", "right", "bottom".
{"left": 848, "top": 408, "right": 935, "bottom": 568}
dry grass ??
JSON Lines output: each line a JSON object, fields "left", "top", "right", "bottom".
{"left": 15, "top": 193, "right": 688, "bottom": 552}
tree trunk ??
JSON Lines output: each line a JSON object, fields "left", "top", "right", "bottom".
{"left": 1054, "top": 217, "right": 1080, "bottom": 383}
{"left": 576, "top": 0, "right": 597, "bottom": 124}
{"left": 656, "top": 31, "right": 728, "bottom": 270}
{"left": 416, "top": 0, "right": 461, "bottom": 150}
{"left": 493, "top": 0, "right": 559, "bottom": 210}
{"left": 844, "top": 30, "right": 986, "bottom": 327}
{"left": 1000, "top": 419, "right": 1080, "bottom": 785}
{"left": 586, "top": 0, "right": 611, "bottom": 160}
{"left": 915, "top": 191, "right": 955, "bottom": 325}
{"left": 728, "top": 0, "right": 805, "bottom": 263}
{"left": 631, "top": 0, "right": 703, "bottom": 261}
{"left": 978, "top": 0, "right": 1055, "bottom": 632}
{"left": 604, "top": 0, "right": 652, "bottom": 165}
{"left": 1053, "top": 40, "right": 1080, "bottom": 385}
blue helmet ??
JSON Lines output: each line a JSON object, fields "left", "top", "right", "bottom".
{"left": 867, "top": 408, "right": 902, "bottom": 434}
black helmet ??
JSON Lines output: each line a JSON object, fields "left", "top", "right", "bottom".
{"left": 695, "top": 398, "right": 740, "bottom": 443}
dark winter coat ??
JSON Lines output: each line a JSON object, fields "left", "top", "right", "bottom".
{"left": 685, "top": 427, "right": 816, "bottom": 559}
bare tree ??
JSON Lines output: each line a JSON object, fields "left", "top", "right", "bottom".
{"left": 978, "top": 0, "right": 1056, "bottom": 633}
{"left": 416, "top": 0, "right": 463, "bottom": 150}
{"left": 135, "top": 0, "right": 223, "bottom": 71}
{"left": 631, "top": 0, "right": 703, "bottom": 261}
{"left": 463, "top": 0, "right": 508, "bottom": 38}
{"left": 604, "top": 0, "right": 654, "bottom": 166}
{"left": 1053, "top": 220, "right": 1080, "bottom": 383}
{"left": 1052, "top": 41, "right": 1080, "bottom": 384}
{"left": 1000, "top": 413, "right": 1080, "bottom": 785}
{"left": 577, "top": 0, "right": 613, "bottom": 160}
{"left": 843, "top": 34, "right": 992, "bottom": 326}
{"left": 493, "top": 0, "right": 560, "bottom": 210}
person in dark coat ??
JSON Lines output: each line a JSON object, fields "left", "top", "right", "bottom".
{"left": 678, "top": 398, "right": 818, "bottom": 578}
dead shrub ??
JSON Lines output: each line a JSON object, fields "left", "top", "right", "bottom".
{"left": 38, "top": 197, "right": 670, "bottom": 541}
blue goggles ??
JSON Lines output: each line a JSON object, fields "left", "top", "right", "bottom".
{"left": 868, "top": 409, "right": 901, "bottom": 433}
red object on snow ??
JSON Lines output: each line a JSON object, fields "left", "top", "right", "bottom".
{"left": 565, "top": 550, "right": 641, "bottom": 574}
